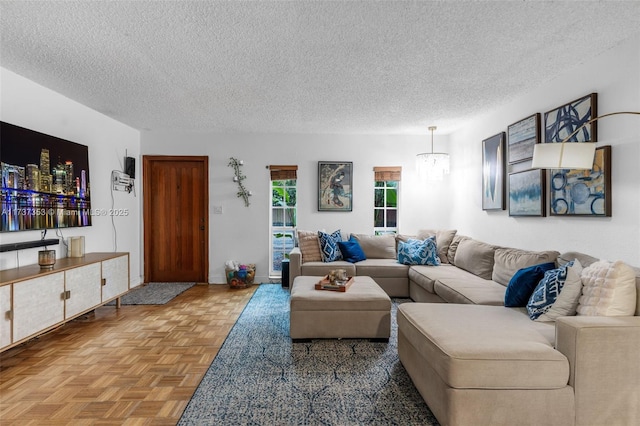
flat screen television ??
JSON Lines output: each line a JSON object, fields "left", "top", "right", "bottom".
{"left": 1, "top": 121, "right": 92, "bottom": 232}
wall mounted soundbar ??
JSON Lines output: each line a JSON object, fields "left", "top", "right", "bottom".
{"left": 0, "top": 239, "right": 60, "bottom": 253}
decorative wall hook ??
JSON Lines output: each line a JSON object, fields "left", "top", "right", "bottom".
{"left": 228, "top": 157, "right": 251, "bottom": 207}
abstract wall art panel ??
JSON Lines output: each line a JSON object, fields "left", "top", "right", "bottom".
{"left": 544, "top": 93, "right": 598, "bottom": 143}
{"left": 509, "top": 168, "right": 545, "bottom": 217}
{"left": 508, "top": 113, "right": 541, "bottom": 164}
{"left": 550, "top": 146, "right": 611, "bottom": 216}
{"left": 482, "top": 132, "right": 506, "bottom": 211}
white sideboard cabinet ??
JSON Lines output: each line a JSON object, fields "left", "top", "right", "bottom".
{"left": 0, "top": 252, "right": 130, "bottom": 353}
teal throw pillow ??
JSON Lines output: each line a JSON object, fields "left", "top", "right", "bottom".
{"left": 527, "top": 261, "right": 574, "bottom": 320}
{"left": 397, "top": 237, "right": 440, "bottom": 266}
{"left": 318, "top": 230, "right": 343, "bottom": 262}
{"left": 337, "top": 236, "right": 367, "bottom": 263}
{"left": 504, "top": 262, "right": 556, "bottom": 307}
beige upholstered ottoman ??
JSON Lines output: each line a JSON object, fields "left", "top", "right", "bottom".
{"left": 290, "top": 275, "right": 391, "bottom": 341}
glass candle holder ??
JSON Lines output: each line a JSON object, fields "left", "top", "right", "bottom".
{"left": 38, "top": 249, "right": 56, "bottom": 269}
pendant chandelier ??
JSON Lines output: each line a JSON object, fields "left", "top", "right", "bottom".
{"left": 416, "top": 126, "right": 450, "bottom": 180}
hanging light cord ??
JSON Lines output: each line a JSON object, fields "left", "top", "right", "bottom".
{"left": 428, "top": 126, "right": 436, "bottom": 154}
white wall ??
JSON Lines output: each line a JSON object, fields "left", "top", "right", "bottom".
{"left": 5, "top": 34, "right": 635, "bottom": 287}
{"left": 0, "top": 68, "right": 143, "bottom": 286}
{"left": 447, "top": 34, "right": 640, "bottom": 266}
{"left": 141, "top": 132, "right": 452, "bottom": 283}
{"left": 143, "top": 33, "right": 640, "bottom": 282}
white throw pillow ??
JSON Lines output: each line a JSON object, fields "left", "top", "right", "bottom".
{"left": 536, "top": 259, "right": 583, "bottom": 322}
{"left": 577, "top": 260, "right": 637, "bottom": 316}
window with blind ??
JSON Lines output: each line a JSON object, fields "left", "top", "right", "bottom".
{"left": 373, "top": 167, "right": 400, "bottom": 235}
{"left": 269, "top": 165, "right": 297, "bottom": 278}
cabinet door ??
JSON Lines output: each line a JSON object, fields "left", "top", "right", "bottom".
{"left": 13, "top": 273, "right": 65, "bottom": 342}
{"left": 65, "top": 263, "right": 101, "bottom": 318}
{"left": 101, "top": 255, "right": 129, "bottom": 301}
{"left": 0, "top": 285, "right": 11, "bottom": 349}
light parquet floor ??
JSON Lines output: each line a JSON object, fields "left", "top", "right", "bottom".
{"left": 0, "top": 283, "right": 257, "bottom": 425}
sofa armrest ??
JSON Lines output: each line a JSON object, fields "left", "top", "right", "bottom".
{"left": 289, "top": 247, "right": 302, "bottom": 287}
{"left": 555, "top": 316, "right": 640, "bottom": 426}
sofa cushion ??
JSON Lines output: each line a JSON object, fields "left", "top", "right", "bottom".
{"left": 536, "top": 260, "right": 584, "bottom": 322}
{"left": 395, "top": 234, "right": 414, "bottom": 243}
{"left": 395, "top": 233, "right": 414, "bottom": 251}
{"left": 558, "top": 251, "right": 598, "bottom": 267}
{"left": 453, "top": 239, "right": 497, "bottom": 280}
{"left": 397, "top": 303, "right": 567, "bottom": 389}
{"left": 398, "top": 237, "right": 440, "bottom": 266}
{"left": 435, "top": 277, "right": 506, "bottom": 305}
{"left": 337, "top": 236, "right": 367, "bottom": 263}
{"left": 492, "top": 248, "right": 560, "bottom": 286}
{"left": 527, "top": 261, "right": 576, "bottom": 321}
{"left": 351, "top": 234, "right": 396, "bottom": 259}
{"left": 417, "top": 229, "right": 457, "bottom": 264}
{"left": 504, "top": 262, "right": 556, "bottom": 307}
{"left": 318, "top": 229, "right": 343, "bottom": 262}
{"left": 355, "top": 258, "right": 409, "bottom": 278}
{"left": 416, "top": 229, "right": 436, "bottom": 239}
{"left": 577, "top": 260, "right": 637, "bottom": 316}
{"left": 296, "top": 230, "right": 322, "bottom": 263}
{"left": 409, "top": 264, "right": 470, "bottom": 294}
{"left": 447, "top": 234, "right": 470, "bottom": 264}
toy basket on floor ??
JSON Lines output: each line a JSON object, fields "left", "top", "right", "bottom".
{"left": 225, "top": 264, "right": 256, "bottom": 288}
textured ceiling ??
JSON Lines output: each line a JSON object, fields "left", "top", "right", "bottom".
{"left": 1, "top": 1, "right": 639, "bottom": 135}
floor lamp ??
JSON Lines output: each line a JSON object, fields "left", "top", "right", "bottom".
{"left": 532, "top": 111, "right": 640, "bottom": 170}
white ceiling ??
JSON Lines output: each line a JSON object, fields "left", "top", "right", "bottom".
{"left": 1, "top": 1, "right": 639, "bottom": 135}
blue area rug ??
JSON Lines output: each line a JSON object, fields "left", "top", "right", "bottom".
{"left": 178, "top": 283, "right": 438, "bottom": 425}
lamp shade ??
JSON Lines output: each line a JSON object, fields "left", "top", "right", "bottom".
{"left": 530, "top": 111, "right": 640, "bottom": 170}
{"left": 531, "top": 142, "right": 596, "bottom": 170}
{"left": 416, "top": 152, "right": 450, "bottom": 180}
{"left": 416, "top": 125, "right": 449, "bottom": 180}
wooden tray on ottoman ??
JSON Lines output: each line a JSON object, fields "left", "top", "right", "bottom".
{"left": 315, "top": 276, "right": 354, "bottom": 292}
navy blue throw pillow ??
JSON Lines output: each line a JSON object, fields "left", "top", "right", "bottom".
{"left": 504, "top": 262, "right": 556, "bottom": 307}
{"left": 337, "top": 236, "right": 367, "bottom": 263}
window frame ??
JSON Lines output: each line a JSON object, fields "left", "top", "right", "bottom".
{"left": 269, "top": 172, "right": 297, "bottom": 278}
{"left": 373, "top": 167, "right": 400, "bottom": 235}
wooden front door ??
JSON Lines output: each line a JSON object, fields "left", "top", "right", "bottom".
{"left": 143, "top": 156, "right": 208, "bottom": 283}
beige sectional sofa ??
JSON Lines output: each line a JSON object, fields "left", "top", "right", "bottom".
{"left": 289, "top": 230, "right": 640, "bottom": 426}
{"left": 289, "top": 233, "right": 410, "bottom": 296}
{"left": 399, "top": 246, "right": 640, "bottom": 426}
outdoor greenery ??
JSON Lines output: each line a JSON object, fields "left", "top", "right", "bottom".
{"left": 374, "top": 180, "right": 398, "bottom": 232}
